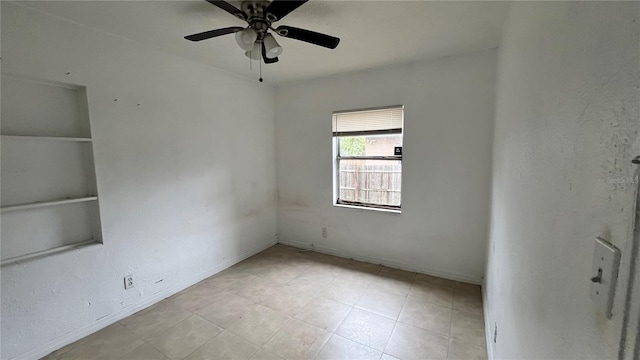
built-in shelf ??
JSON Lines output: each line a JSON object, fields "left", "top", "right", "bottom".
{"left": 1, "top": 196, "right": 98, "bottom": 213}
{"left": 1, "top": 73, "right": 103, "bottom": 264}
{"left": 0, "top": 239, "right": 100, "bottom": 266}
{"left": 1, "top": 135, "right": 92, "bottom": 142}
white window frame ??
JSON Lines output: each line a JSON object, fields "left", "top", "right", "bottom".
{"left": 332, "top": 105, "right": 404, "bottom": 212}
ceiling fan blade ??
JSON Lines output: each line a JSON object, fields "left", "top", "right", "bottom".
{"left": 276, "top": 26, "right": 340, "bottom": 49}
{"left": 185, "top": 26, "right": 243, "bottom": 41}
{"left": 262, "top": 42, "right": 279, "bottom": 64}
{"left": 205, "top": 0, "right": 246, "bottom": 20}
{"left": 265, "top": 0, "right": 308, "bottom": 21}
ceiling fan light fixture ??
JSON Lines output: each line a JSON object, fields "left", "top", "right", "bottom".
{"left": 245, "top": 41, "right": 262, "bottom": 60}
{"left": 263, "top": 34, "right": 283, "bottom": 59}
{"left": 235, "top": 27, "right": 257, "bottom": 51}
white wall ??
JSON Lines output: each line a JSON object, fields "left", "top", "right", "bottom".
{"left": 485, "top": 2, "right": 640, "bottom": 359}
{"left": 1, "top": 3, "right": 277, "bottom": 359}
{"left": 275, "top": 49, "right": 497, "bottom": 283}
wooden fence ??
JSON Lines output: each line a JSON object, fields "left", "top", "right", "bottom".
{"left": 339, "top": 160, "right": 402, "bottom": 206}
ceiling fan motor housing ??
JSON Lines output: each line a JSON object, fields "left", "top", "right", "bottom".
{"left": 242, "top": 0, "right": 273, "bottom": 38}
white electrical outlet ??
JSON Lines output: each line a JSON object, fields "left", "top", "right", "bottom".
{"left": 322, "top": 227, "right": 327, "bottom": 238}
{"left": 124, "top": 274, "right": 134, "bottom": 290}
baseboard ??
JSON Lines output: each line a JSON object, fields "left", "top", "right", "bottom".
{"left": 482, "top": 281, "right": 495, "bottom": 360}
{"left": 14, "top": 240, "right": 277, "bottom": 360}
{"left": 278, "top": 238, "right": 482, "bottom": 285}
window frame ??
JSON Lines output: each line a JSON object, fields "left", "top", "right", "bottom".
{"left": 332, "top": 105, "right": 404, "bottom": 212}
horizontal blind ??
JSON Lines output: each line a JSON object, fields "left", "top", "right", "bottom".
{"left": 332, "top": 106, "right": 403, "bottom": 136}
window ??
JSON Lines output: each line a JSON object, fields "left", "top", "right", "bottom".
{"left": 333, "top": 105, "right": 403, "bottom": 211}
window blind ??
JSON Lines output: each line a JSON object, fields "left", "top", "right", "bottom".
{"left": 332, "top": 106, "right": 403, "bottom": 136}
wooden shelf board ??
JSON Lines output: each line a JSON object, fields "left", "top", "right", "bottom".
{"left": 1, "top": 135, "right": 92, "bottom": 142}
{"left": 0, "top": 239, "right": 101, "bottom": 267}
{"left": 1, "top": 196, "right": 98, "bottom": 212}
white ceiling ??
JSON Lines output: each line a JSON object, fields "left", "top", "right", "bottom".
{"left": 18, "top": 1, "right": 510, "bottom": 84}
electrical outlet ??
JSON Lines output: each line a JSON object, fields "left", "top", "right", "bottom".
{"left": 322, "top": 227, "right": 327, "bottom": 238}
{"left": 124, "top": 274, "right": 134, "bottom": 289}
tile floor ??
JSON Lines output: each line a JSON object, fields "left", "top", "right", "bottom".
{"left": 44, "top": 245, "right": 487, "bottom": 360}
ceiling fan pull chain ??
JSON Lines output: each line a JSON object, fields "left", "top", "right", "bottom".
{"left": 259, "top": 55, "right": 263, "bottom": 82}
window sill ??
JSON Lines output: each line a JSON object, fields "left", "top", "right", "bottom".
{"left": 333, "top": 203, "right": 402, "bottom": 214}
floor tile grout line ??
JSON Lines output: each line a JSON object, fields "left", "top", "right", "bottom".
{"left": 185, "top": 328, "right": 247, "bottom": 360}
{"left": 292, "top": 301, "right": 354, "bottom": 334}
{"left": 313, "top": 332, "right": 384, "bottom": 360}
{"left": 136, "top": 301, "right": 194, "bottom": 342}
{"left": 143, "top": 310, "right": 213, "bottom": 360}
{"left": 225, "top": 322, "right": 282, "bottom": 351}
{"left": 381, "top": 277, "right": 416, "bottom": 356}
{"left": 446, "top": 303, "right": 455, "bottom": 359}
{"left": 114, "top": 341, "right": 150, "bottom": 360}
{"left": 330, "top": 306, "right": 391, "bottom": 352}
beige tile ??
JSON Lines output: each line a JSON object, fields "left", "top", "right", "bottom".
{"left": 284, "top": 254, "right": 317, "bottom": 268}
{"left": 264, "top": 319, "right": 331, "bottom": 360}
{"left": 355, "top": 287, "right": 406, "bottom": 320}
{"left": 167, "top": 283, "right": 203, "bottom": 302}
{"left": 367, "top": 273, "right": 413, "bottom": 296}
{"left": 300, "top": 263, "right": 338, "bottom": 278}
{"left": 409, "top": 281, "right": 454, "bottom": 308}
{"left": 335, "top": 308, "right": 396, "bottom": 352}
{"left": 286, "top": 271, "right": 334, "bottom": 295}
{"left": 415, "top": 274, "right": 458, "bottom": 289}
{"left": 233, "top": 277, "right": 283, "bottom": 303}
{"left": 320, "top": 278, "right": 367, "bottom": 306}
{"left": 452, "top": 287, "right": 483, "bottom": 317}
{"left": 450, "top": 310, "right": 485, "bottom": 342}
{"left": 384, "top": 322, "right": 448, "bottom": 360}
{"left": 147, "top": 315, "right": 222, "bottom": 360}
{"left": 249, "top": 349, "right": 283, "bottom": 360}
{"left": 379, "top": 266, "right": 417, "bottom": 282}
{"left": 196, "top": 292, "right": 257, "bottom": 328}
{"left": 227, "top": 305, "right": 290, "bottom": 346}
{"left": 258, "top": 264, "right": 306, "bottom": 284}
{"left": 316, "top": 334, "right": 382, "bottom": 360}
{"left": 205, "top": 271, "right": 258, "bottom": 291}
{"left": 171, "top": 283, "right": 226, "bottom": 312}
{"left": 292, "top": 268, "right": 335, "bottom": 283}
{"left": 54, "top": 324, "right": 144, "bottom": 360}
{"left": 398, "top": 297, "right": 452, "bottom": 336}
{"left": 335, "top": 267, "right": 381, "bottom": 285}
{"left": 448, "top": 337, "right": 487, "bottom": 360}
{"left": 119, "top": 343, "right": 169, "bottom": 360}
{"left": 295, "top": 296, "right": 351, "bottom": 332}
{"left": 56, "top": 251, "right": 482, "bottom": 360}
{"left": 185, "top": 331, "right": 259, "bottom": 360}
{"left": 120, "top": 301, "right": 192, "bottom": 340}
{"left": 260, "top": 285, "right": 315, "bottom": 316}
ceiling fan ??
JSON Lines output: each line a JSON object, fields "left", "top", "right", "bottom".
{"left": 185, "top": 0, "right": 340, "bottom": 69}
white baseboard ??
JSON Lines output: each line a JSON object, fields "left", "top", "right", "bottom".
{"left": 278, "top": 238, "right": 482, "bottom": 285}
{"left": 482, "top": 281, "right": 495, "bottom": 360}
{"left": 14, "top": 240, "right": 277, "bottom": 360}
